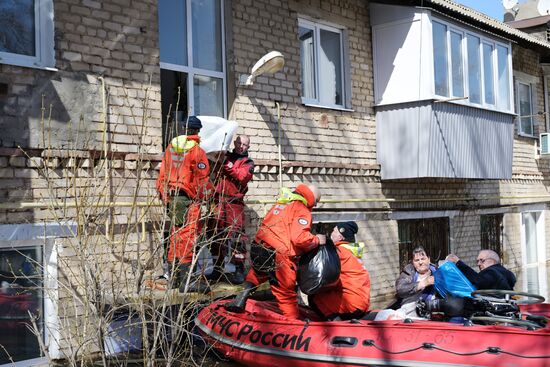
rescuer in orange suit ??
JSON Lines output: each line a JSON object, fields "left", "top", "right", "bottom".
{"left": 309, "top": 221, "right": 371, "bottom": 320}
{"left": 224, "top": 184, "right": 326, "bottom": 319}
{"left": 156, "top": 116, "right": 212, "bottom": 293}
{"left": 210, "top": 135, "right": 254, "bottom": 284}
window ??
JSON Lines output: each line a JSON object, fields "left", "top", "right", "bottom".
{"left": 0, "top": 0, "right": 55, "bottom": 69}
{"left": 517, "top": 82, "right": 534, "bottom": 136}
{"left": 298, "top": 18, "right": 348, "bottom": 109}
{"left": 397, "top": 218, "right": 449, "bottom": 270}
{"left": 0, "top": 245, "right": 43, "bottom": 365}
{"left": 466, "top": 34, "right": 481, "bottom": 104}
{"left": 480, "top": 214, "right": 503, "bottom": 257}
{"left": 433, "top": 22, "right": 448, "bottom": 96}
{"left": 432, "top": 20, "right": 512, "bottom": 112}
{"left": 520, "top": 212, "right": 547, "bottom": 296}
{"left": 450, "top": 31, "right": 464, "bottom": 98}
{"left": 158, "top": 0, "right": 226, "bottom": 142}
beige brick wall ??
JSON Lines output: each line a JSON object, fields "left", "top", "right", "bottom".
{"left": 0, "top": 0, "right": 162, "bottom": 153}
{"left": 0, "top": 0, "right": 164, "bottom": 360}
{"left": 230, "top": 0, "right": 376, "bottom": 165}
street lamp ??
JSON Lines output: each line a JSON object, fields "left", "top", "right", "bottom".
{"left": 239, "top": 51, "right": 285, "bottom": 86}
{"left": 239, "top": 51, "right": 286, "bottom": 188}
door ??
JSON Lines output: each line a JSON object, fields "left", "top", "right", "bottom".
{"left": 520, "top": 211, "right": 548, "bottom": 298}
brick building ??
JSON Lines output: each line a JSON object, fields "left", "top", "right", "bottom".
{"left": 0, "top": 0, "right": 549, "bottom": 365}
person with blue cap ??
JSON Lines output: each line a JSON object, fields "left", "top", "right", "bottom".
{"left": 156, "top": 115, "right": 213, "bottom": 293}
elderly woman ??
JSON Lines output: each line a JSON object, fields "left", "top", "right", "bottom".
{"left": 394, "top": 246, "right": 437, "bottom": 317}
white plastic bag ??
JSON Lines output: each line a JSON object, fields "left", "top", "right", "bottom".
{"left": 197, "top": 116, "right": 239, "bottom": 160}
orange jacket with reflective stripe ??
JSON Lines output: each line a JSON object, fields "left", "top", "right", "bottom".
{"left": 334, "top": 242, "right": 371, "bottom": 311}
{"left": 255, "top": 200, "right": 319, "bottom": 257}
{"left": 156, "top": 135, "right": 211, "bottom": 202}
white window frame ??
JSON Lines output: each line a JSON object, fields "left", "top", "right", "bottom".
{"left": 0, "top": 223, "right": 68, "bottom": 366}
{"left": 0, "top": 0, "right": 56, "bottom": 70}
{"left": 515, "top": 77, "right": 537, "bottom": 138}
{"left": 519, "top": 211, "right": 548, "bottom": 298}
{"left": 159, "top": 0, "right": 227, "bottom": 117}
{"left": 298, "top": 18, "right": 351, "bottom": 110}
{"left": 0, "top": 239, "right": 57, "bottom": 367}
{"left": 431, "top": 18, "right": 513, "bottom": 113}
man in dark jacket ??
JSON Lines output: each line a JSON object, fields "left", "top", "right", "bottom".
{"left": 446, "top": 250, "right": 516, "bottom": 290}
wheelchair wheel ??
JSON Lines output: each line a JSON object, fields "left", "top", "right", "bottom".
{"left": 469, "top": 315, "right": 542, "bottom": 330}
{"left": 471, "top": 289, "right": 545, "bottom": 305}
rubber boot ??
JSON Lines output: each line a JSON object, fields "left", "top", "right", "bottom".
{"left": 207, "top": 267, "right": 224, "bottom": 283}
{"left": 229, "top": 263, "right": 245, "bottom": 285}
{"left": 178, "top": 263, "right": 210, "bottom": 294}
{"left": 224, "top": 281, "right": 254, "bottom": 313}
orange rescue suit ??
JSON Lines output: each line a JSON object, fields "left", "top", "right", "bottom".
{"left": 311, "top": 241, "right": 371, "bottom": 318}
{"left": 246, "top": 195, "right": 320, "bottom": 319}
{"left": 156, "top": 135, "right": 210, "bottom": 202}
{"left": 214, "top": 150, "right": 254, "bottom": 242}
{"left": 156, "top": 135, "right": 211, "bottom": 264}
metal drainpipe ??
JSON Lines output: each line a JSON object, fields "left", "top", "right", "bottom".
{"left": 98, "top": 76, "right": 111, "bottom": 240}
{"left": 276, "top": 101, "right": 283, "bottom": 189}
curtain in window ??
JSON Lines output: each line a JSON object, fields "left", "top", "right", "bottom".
{"left": 523, "top": 213, "right": 540, "bottom": 294}
{"left": 482, "top": 43, "right": 495, "bottom": 105}
{"left": 519, "top": 83, "right": 533, "bottom": 135}
{"left": 299, "top": 26, "right": 316, "bottom": 100}
{"left": 496, "top": 45, "right": 510, "bottom": 110}
{"left": 319, "top": 29, "right": 342, "bottom": 105}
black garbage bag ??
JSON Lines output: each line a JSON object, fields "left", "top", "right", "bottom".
{"left": 298, "top": 241, "right": 341, "bottom": 295}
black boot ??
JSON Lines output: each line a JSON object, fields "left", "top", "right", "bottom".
{"left": 224, "top": 282, "right": 254, "bottom": 313}
{"left": 177, "top": 263, "right": 210, "bottom": 294}
{"left": 229, "top": 264, "right": 245, "bottom": 285}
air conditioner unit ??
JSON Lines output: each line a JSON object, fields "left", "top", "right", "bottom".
{"left": 540, "top": 133, "right": 550, "bottom": 155}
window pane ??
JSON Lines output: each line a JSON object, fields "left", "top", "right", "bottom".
{"left": 467, "top": 35, "right": 481, "bottom": 104}
{"left": 450, "top": 31, "right": 464, "bottom": 97}
{"left": 193, "top": 75, "right": 223, "bottom": 116}
{"left": 0, "top": 247, "right": 43, "bottom": 364}
{"left": 299, "top": 26, "right": 316, "bottom": 100}
{"left": 519, "top": 83, "right": 533, "bottom": 135}
{"left": 483, "top": 43, "right": 495, "bottom": 105}
{"left": 480, "top": 214, "right": 503, "bottom": 257}
{"left": 160, "top": 69, "right": 189, "bottom": 144}
{"left": 0, "top": 0, "right": 35, "bottom": 56}
{"left": 497, "top": 45, "right": 510, "bottom": 110}
{"left": 397, "top": 218, "right": 450, "bottom": 270}
{"left": 192, "top": 0, "right": 222, "bottom": 71}
{"left": 319, "top": 29, "right": 343, "bottom": 105}
{"left": 523, "top": 212, "right": 541, "bottom": 294}
{"left": 158, "top": 0, "right": 188, "bottom": 65}
{"left": 433, "top": 22, "right": 449, "bottom": 96}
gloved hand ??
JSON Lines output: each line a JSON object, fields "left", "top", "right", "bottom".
{"left": 316, "top": 234, "right": 326, "bottom": 245}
